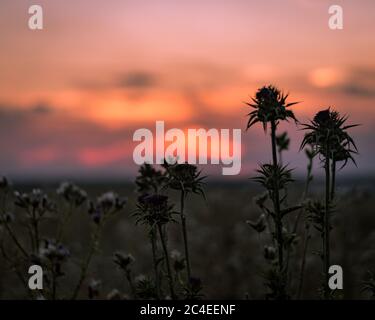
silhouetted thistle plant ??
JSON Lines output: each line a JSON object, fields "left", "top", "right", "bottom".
{"left": 246, "top": 85, "right": 299, "bottom": 299}
{"left": 56, "top": 182, "right": 87, "bottom": 241}
{"left": 301, "top": 108, "right": 358, "bottom": 298}
{"left": 88, "top": 279, "right": 101, "bottom": 300}
{"left": 135, "top": 163, "right": 170, "bottom": 299}
{"left": 14, "top": 189, "right": 56, "bottom": 256}
{"left": 135, "top": 163, "right": 168, "bottom": 194}
{"left": 35, "top": 239, "right": 70, "bottom": 299}
{"left": 361, "top": 270, "right": 375, "bottom": 299}
{"left": 133, "top": 193, "right": 177, "bottom": 299}
{"left": 113, "top": 252, "right": 136, "bottom": 298}
{"left": 71, "top": 191, "right": 126, "bottom": 299}
{"left": 163, "top": 162, "right": 206, "bottom": 285}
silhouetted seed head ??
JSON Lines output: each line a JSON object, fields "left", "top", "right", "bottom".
{"left": 88, "top": 279, "right": 101, "bottom": 299}
{"left": 276, "top": 131, "right": 290, "bottom": 153}
{"left": 305, "top": 199, "right": 334, "bottom": 233}
{"left": 57, "top": 182, "right": 87, "bottom": 207}
{"left": 0, "top": 212, "right": 14, "bottom": 224}
{"left": 0, "top": 176, "right": 10, "bottom": 190}
{"left": 253, "top": 163, "right": 293, "bottom": 191}
{"left": 246, "top": 214, "right": 266, "bottom": 233}
{"left": 107, "top": 289, "right": 123, "bottom": 300}
{"left": 313, "top": 109, "right": 331, "bottom": 125}
{"left": 246, "top": 85, "right": 298, "bottom": 131}
{"left": 134, "top": 193, "right": 176, "bottom": 227}
{"left": 135, "top": 163, "right": 167, "bottom": 194}
{"left": 14, "top": 189, "right": 55, "bottom": 216}
{"left": 163, "top": 161, "right": 206, "bottom": 198}
{"left": 264, "top": 245, "right": 277, "bottom": 261}
{"left": 188, "top": 277, "right": 203, "bottom": 297}
{"left": 171, "top": 249, "right": 186, "bottom": 272}
{"left": 253, "top": 192, "right": 268, "bottom": 210}
{"left": 113, "top": 252, "right": 135, "bottom": 272}
{"left": 88, "top": 192, "right": 127, "bottom": 224}
{"left": 39, "top": 239, "right": 70, "bottom": 262}
{"left": 362, "top": 270, "right": 375, "bottom": 298}
{"left": 134, "top": 275, "right": 158, "bottom": 299}
{"left": 301, "top": 108, "right": 359, "bottom": 168}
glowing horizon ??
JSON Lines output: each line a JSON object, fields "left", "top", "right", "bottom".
{"left": 0, "top": 0, "right": 374, "bottom": 178}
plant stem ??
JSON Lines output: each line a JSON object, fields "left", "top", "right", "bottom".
{"left": 297, "top": 225, "right": 311, "bottom": 299}
{"left": 324, "top": 145, "right": 331, "bottom": 299}
{"left": 331, "top": 159, "right": 336, "bottom": 200}
{"left": 125, "top": 269, "right": 136, "bottom": 299}
{"left": 180, "top": 190, "right": 192, "bottom": 282}
{"left": 71, "top": 224, "right": 101, "bottom": 300}
{"left": 270, "top": 120, "right": 283, "bottom": 272}
{"left": 157, "top": 224, "right": 175, "bottom": 299}
{"left": 3, "top": 223, "right": 28, "bottom": 257}
{"left": 151, "top": 227, "right": 161, "bottom": 299}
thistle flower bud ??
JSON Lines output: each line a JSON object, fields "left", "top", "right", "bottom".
{"left": 246, "top": 214, "right": 266, "bottom": 233}
{"left": 0, "top": 176, "right": 10, "bottom": 190}
{"left": 57, "top": 182, "right": 87, "bottom": 207}
{"left": 88, "top": 279, "right": 101, "bottom": 299}
{"left": 246, "top": 85, "right": 298, "bottom": 131}
{"left": 171, "top": 249, "right": 185, "bottom": 272}
{"left": 113, "top": 252, "right": 135, "bottom": 272}
{"left": 264, "top": 245, "right": 277, "bottom": 261}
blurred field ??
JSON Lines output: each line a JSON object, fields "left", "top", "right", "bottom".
{"left": 1, "top": 178, "right": 374, "bottom": 299}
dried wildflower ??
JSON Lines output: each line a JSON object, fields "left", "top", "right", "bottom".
{"left": 135, "top": 163, "right": 167, "bottom": 194}
{"left": 184, "top": 277, "right": 204, "bottom": 300}
{"left": 305, "top": 200, "right": 333, "bottom": 235}
{"left": 113, "top": 252, "right": 135, "bottom": 272}
{"left": 253, "top": 163, "right": 293, "bottom": 192}
{"left": 276, "top": 132, "right": 290, "bottom": 153}
{"left": 134, "top": 275, "right": 158, "bottom": 299}
{"left": 97, "top": 192, "right": 127, "bottom": 212}
{"left": 301, "top": 108, "right": 359, "bottom": 299}
{"left": 171, "top": 250, "right": 185, "bottom": 273}
{"left": 264, "top": 246, "right": 277, "bottom": 261}
{"left": 14, "top": 189, "right": 55, "bottom": 217}
{"left": 39, "top": 239, "right": 70, "bottom": 263}
{"left": 163, "top": 162, "right": 206, "bottom": 198}
{"left": 88, "top": 279, "right": 101, "bottom": 299}
{"left": 0, "top": 176, "right": 10, "bottom": 190}
{"left": 362, "top": 270, "right": 375, "bottom": 299}
{"left": 133, "top": 194, "right": 176, "bottom": 227}
{"left": 246, "top": 85, "right": 298, "bottom": 131}
{"left": 262, "top": 267, "right": 289, "bottom": 300}
{"left": 253, "top": 192, "right": 269, "bottom": 210}
{"left": 301, "top": 108, "right": 358, "bottom": 167}
{"left": 57, "top": 182, "right": 87, "bottom": 207}
{"left": 107, "top": 289, "right": 124, "bottom": 300}
{"left": 88, "top": 192, "right": 127, "bottom": 224}
{"left": 0, "top": 212, "right": 14, "bottom": 224}
{"left": 246, "top": 214, "right": 266, "bottom": 233}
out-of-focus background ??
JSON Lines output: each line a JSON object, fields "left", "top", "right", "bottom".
{"left": 1, "top": 180, "right": 374, "bottom": 299}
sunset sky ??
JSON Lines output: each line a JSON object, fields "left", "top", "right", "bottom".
{"left": 0, "top": 0, "right": 374, "bottom": 180}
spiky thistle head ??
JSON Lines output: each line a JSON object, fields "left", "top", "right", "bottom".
{"left": 252, "top": 163, "right": 294, "bottom": 192}
{"left": 300, "top": 108, "right": 359, "bottom": 168}
{"left": 162, "top": 162, "right": 206, "bottom": 198}
{"left": 135, "top": 163, "right": 167, "bottom": 194}
{"left": 133, "top": 193, "right": 176, "bottom": 228}
{"left": 245, "top": 85, "right": 298, "bottom": 131}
